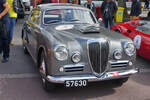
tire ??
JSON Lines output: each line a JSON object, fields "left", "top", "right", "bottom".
{"left": 23, "top": 45, "right": 29, "bottom": 54}
{"left": 39, "top": 51, "right": 55, "bottom": 92}
{"left": 114, "top": 77, "right": 129, "bottom": 86}
{"left": 115, "top": 30, "right": 120, "bottom": 33}
{"left": 22, "top": 32, "right": 29, "bottom": 54}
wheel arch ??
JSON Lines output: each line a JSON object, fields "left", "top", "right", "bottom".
{"left": 115, "top": 29, "right": 121, "bottom": 33}
{"left": 21, "top": 29, "right": 24, "bottom": 39}
{"left": 21, "top": 24, "right": 26, "bottom": 39}
{"left": 37, "top": 45, "right": 46, "bottom": 68}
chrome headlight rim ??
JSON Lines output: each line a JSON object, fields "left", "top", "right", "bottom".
{"left": 54, "top": 45, "right": 68, "bottom": 61}
{"left": 71, "top": 51, "right": 81, "bottom": 63}
{"left": 113, "top": 49, "right": 122, "bottom": 60}
{"left": 124, "top": 42, "right": 136, "bottom": 56}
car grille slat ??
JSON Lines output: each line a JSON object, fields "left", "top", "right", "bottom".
{"left": 88, "top": 40, "right": 109, "bottom": 75}
{"left": 65, "top": 69, "right": 83, "bottom": 72}
{"left": 110, "top": 61, "right": 129, "bottom": 68}
{"left": 64, "top": 66, "right": 84, "bottom": 72}
{"left": 89, "top": 42, "right": 101, "bottom": 73}
{"left": 101, "top": 41, "right": 109, "bottom": 73}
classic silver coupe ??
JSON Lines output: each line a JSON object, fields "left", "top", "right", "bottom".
{"left": 22, "top": 3, "right": 138, "bottom": 91}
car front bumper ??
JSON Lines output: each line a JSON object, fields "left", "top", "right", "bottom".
{"left": 46, "top": 68, "right": 139, "bottom": 84}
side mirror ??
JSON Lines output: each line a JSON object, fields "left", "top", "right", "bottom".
{"left": 98, "top": 18, "right": 103, "bottom": 23}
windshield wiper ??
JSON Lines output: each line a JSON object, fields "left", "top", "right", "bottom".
{"left": 46, "top": 20, "right": 61, "bottom": 24}
{"left": 69, "top": 19, "right": 80, "bottom": 22}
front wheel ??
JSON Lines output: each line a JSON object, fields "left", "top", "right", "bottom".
{"left": 22, "top": 32, "right": 29, "bottom": 54}
{"left": 114, "top": 77, "right": 129, "bottom": 86}
{"left": 23, "top": 45, "right": 29, "bottom": 54}
{"left": 39, "top": 51, "right": 55, "bottom": 92}
{"left": 115, "top": 30, "right": 121, "bottom": 33}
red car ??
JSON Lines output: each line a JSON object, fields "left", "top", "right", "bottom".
{"left": 112, "top": 19, "right": 150, "bottom": 60}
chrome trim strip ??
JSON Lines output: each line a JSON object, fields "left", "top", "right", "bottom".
{"left": 100, "top": 40, "right": 102, "bottom": 73}
{"left": 110, "top": 60, "right": 129, "bottom": 67}
{"left": 63, "top": 63, "right": 85, "bottom": 69}
{"left": 111, "top": 64, "right": 128, "bottom": 67}
{"left": 46, "top": 69, "right": 138, "bottom": 83}
{"left": 110, "top": 60, "right": 129, "bottom": 65}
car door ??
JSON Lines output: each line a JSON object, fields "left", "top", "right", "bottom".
{"left": 24, "top": 14, "right": 32, "bottom": 54}
{"left": 27, "top": 8, "right": 42, "bottom": 62}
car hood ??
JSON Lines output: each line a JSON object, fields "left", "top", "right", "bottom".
{"left": 44, "top": 24, "right": 132, "bottom": 57}
{"left": 44, "top": 24, "right": 131, "bottom": 42}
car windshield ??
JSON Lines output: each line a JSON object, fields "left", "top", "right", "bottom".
{"left": 136, "top": 21, "right": 150, "bottom": 34}
{"left": 43, "top": 9, "right": 97, "bottom": 25}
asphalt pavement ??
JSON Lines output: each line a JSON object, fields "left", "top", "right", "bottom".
{"left": 0, "top": 19, "right": 150, "bottom": 100}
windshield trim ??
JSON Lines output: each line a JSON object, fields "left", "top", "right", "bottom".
{"left": 42, "top": 8, "right": 98, "bottom": 26}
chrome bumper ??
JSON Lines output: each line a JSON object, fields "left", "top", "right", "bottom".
{"left": 46, "top": 69, "right": 138, "bottom": 84}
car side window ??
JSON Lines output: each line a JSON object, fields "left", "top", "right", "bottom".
{"left": 136, "top": 22, "right": 150, "bottom": 34}
{"left": 30, "top": 8, "right": 41, "bottom": 25}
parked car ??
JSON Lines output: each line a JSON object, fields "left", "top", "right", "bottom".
{"left": 112, "top": 19, "right": 150, "bottom": 60}
{"left": 22, "top": 3, "right": 138, "bottom": 91}
{"left": 17, "top": 0, "right": 25, "bottom": 18}
{"left": 22, "top": 0, "right": 30, "bottom": 11}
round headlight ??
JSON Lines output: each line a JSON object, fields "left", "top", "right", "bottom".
{"left": 54, "top": 46, "right": 68, "bottom": 61}
{"left": 72, "top": 52, "right": 81, "bottom": 63}
{"left": 114, "top": 50, "right": 122, "bottom": 60}
{"left": 124, "top": 43, "right": 136, "bottom": 56}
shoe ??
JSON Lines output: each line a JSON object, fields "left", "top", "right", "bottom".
{"left": 10, "top": 42, "right": 14, "bottom": 46}
{"left": 2, "top": 57, "right": 9, "bottom": 63}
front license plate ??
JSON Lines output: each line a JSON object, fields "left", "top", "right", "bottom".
{"left": 65, "top": 80, "right": 87, "bottom": 87}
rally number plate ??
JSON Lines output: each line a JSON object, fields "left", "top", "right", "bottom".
{"left": 65, "top": 80, "right": 87, "bottom": 87}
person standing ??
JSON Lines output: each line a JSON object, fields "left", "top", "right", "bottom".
{"left": 7, "top": 0, "right": 18, "bottom": 45}
{"left": 71, "top": 0, "right": 78, "bottom": 4}
{"left": 130, "top": 0, "right": 141, "bottom": 20}
{"left": 0, "top": 0, "right": 10, "bottom": 63}
{"left": 144, "top": 0, "right": 150, "bottom": 17}
{"left": 145, "top": 0, "right": 150, "bottom": 9}
{"left": 41, "top": 0, "right": 51, "bottom": 4}
{"left": 101, "top": 0, "right": 117, "bottom": 29}
{"left": 84, "top": 0, "right": 95, "bottom": 14}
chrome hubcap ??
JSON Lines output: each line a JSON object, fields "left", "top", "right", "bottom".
{"left": 23, "top": 46, "right": 26, "bottom": 50}
{"left": 40, "top": 58, "right": 47, "bottom": 84}
{"left": 40, "top": 59, "right": 46, "bottom": 75}
{"left": 42, "top": 78, "right": 46, "bottom": 83}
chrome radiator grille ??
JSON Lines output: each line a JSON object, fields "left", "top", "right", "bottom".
{"left": 88, "top": 39, "right": 109, "bottom": 75}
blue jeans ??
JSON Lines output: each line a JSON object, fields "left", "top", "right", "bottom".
{"left": 0, "top": 19, "right": 10, "bottom": 58}
{"left": 104, "top": 17, "right": 114, "bottom": 29}
{"left": 0, "top": 38, "right": 10, "bottom": 58}
{"left": 9, "top": 18, "right": 16, "bottom": 43}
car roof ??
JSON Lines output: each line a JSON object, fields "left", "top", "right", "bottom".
{"left": 38, "top": 3, "right": 88, "bottom": 10}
